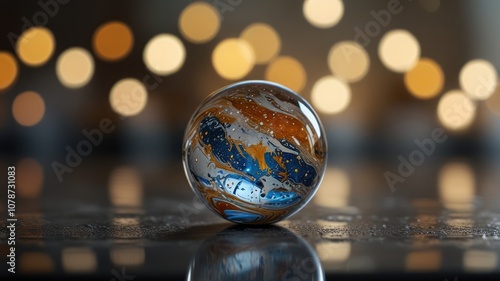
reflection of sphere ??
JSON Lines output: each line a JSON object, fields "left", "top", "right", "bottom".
{"left": 183, "top": 81, "right": 327, "bottom": 224}
{"left": 187, "top": 225, "right": 324, "bottom": 281}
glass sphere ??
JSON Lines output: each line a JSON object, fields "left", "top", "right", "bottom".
{"left": 188, "top": 225, "right": 324, "bottom": 280}
{"left": 183, "top": 80, "right": 327, "bottom": 224}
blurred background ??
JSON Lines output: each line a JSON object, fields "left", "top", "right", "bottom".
{"left": 1, "top": 0, "right": 500, "bottom": 279}
{"left": 1, "top": 0, "right": 499, "bottom": 210}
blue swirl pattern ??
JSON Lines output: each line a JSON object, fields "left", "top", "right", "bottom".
{"left": 183, "top": 81, "right": 327, "bottom": 224}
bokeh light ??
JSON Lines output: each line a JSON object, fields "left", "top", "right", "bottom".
{"left": 240, "top": 23, "right": 281, "bottom": 64}
{"left": 0, "top": 52, "right": 18, "bottom": 91}
{"left": 438, "top": 162, "right": 475, "bottom": 211}
{"left": 143, "top": 34, "right": 186, "bottom": 76}
{"left": 212, "top": 38, "right": 255, "bottom": 80}
{"left": 20, "top": 252, "right": 54, "bottom": 273}
{"left": 12, "top": 91, "right": 45, "bottom": 126}
{"left": 110, "top": 78, "right": 148, "bottom": 117}
{"left": 437, "top": 90, "right": 476, "bottom": 131}
{"left": 93, "top": 21, "right": 134, "bottom": 62}
{"left": 62, "top": 247, "right": 97, "bottom": 273}
{"left": 379, "top": 29, "right": 420, "bottom": 72}
{"left": 311, "top": 76, "right": 351, "bottom": 114}
{"left": 303, "top": 0, "right": 344, "bottom": 28}
{"left": 404, "top": 58, "right": 444, "bottom": 99}
{"left": 16, "top": 27, "right": 55, "bottom": 67}
{"left": 316, "top": 241, "right": 351, "bottom": 264}
{"left": 486, "top": 80, "right": 500, "bottom": 115}
{"left": 56, "top": 47, "right": 95, "bottom": 88}
{"left": 328, "top": 41, "right": 370, "bottom": 82}
{"left": 16, "top": 158, "right": 44, "bottom": 198}
{"left": 110, "top": 246, "right": 145, "bottom": 266}
{"left": 265, "top": 56, "right": 306, "bottom": 93}
{"left": 108, "top": 166, "right": 143, "bottom": 207}
{"left": 406, "top": 250, "right": 441, "bottom": 271}
{"left": 459, "top": 59, "right": 497, "bottom": 100}
{"left": 179, "top": 2, "right": 220, "bottom": 43}
{"left": 314, "top": 167, "right": 350, "bottom": 208}
{"left": 463, "top": 250, "right": 498, "bottom": 272}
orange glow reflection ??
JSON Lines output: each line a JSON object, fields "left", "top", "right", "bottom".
{"left": 405, "top": 250, "right": 441, "bottom": 271}
{"left": 463, "top": 250, "right": 498, "bottom": 272}
{"left": 314, "top": 167, "right": 350, "bottom": 208}
{"left": 110, "top": 246, "right": 145, "bottom": 266}
{"left": 109, "top": 167, "right": 143, "bottom": 207}
{"left": 438, "top": 162, "right": 475, "bottom": 211}
{"left": 16, "top": 158, "right": 44, "bottom": 198}
{"left": 316, "top": 241, "right": 351, "bottom": 264}
{"left": 62, "top": 247, "right": 97, "bottom": 273}
{"left": 20, "top": 252, "right": 54, "bottom": 273}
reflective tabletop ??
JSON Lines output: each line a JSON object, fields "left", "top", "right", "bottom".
{"left": 1, "top": 160, "right": 499, "bottom": 281}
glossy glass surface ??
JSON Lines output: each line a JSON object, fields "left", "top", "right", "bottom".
{"left": 187, "top": 226, "right": 324, "bottom": 281}
{"left": 183, "top": 81, "right": 327, "bottom": 224}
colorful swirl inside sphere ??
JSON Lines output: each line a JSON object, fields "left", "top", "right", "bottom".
{"left": 183, "top": 81, "right": 327, "bottom": 224}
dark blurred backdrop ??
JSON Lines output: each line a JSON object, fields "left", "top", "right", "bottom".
{"left": 0, "top": 0, "right": 499, "bottom": 221}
